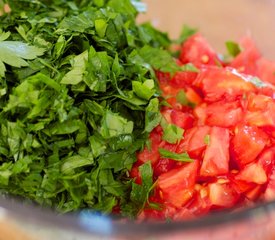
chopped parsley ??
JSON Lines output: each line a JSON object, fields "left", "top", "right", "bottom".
{"left": 0, "top": 0, "right": 177, "bottom": 217}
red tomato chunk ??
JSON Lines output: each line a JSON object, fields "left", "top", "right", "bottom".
{"left": 132, "top": 34, "right": 275, "bottom": 221}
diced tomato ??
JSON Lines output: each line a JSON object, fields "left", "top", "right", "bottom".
{"left": 187, "top": 186, "right": 211, "bottom": 216}
{"left": 208, "top": 181, "right": 239, "bottom": 208}
{"left": 160, "top": 188, "right": 194, "bottom": 208}
{"left": 158, "top": 161, "right": 199, "bottom": 207}
{"left": 170, "top": 110, "right": 194, "bottom": 129}
{"left": 245, "top": 93, "right": 275, "bottom": 127}
{"left": 159, "top": 82, "right": 179, "bottom": 98}
{"left": 139, "top": 203, "right": 195, "bottom": 222}
{"left": 177, "top": 126, "right": 211, "bottom": 158}
{"left": 137, "top": 127, "right": 162, "bottom": 164}
{"left": 231, "top": 125, "right": 269, "bottom": 166}
{"left": 195, "top": 67, "right": 256, "bottom": 102}
{"left": 185, "top": 87, "right": 203, "bottom": 105}
{"left": 158, "top": 161, "right": 199, "bottom": 190}
{"left": 257, "top": 147, "right": 275, "bottom": 176}
{"left": 169, "top": 71, "right": 198, "bottom": 88}
{"left": 231, "top": 178, "right": 256, "bottom": 194}
{"left": 179, "top": 33, "right": 221, "bottom": 67}
{"left": 156, "top": 71, "right": 170, "bottom": 85}
{"left": 245, "top": 111, "right": 275, "bottom": 128}
{"left": 194, "top": 100, "right": 244, "bottom": 128}
{"left": 257, "top": 86, "right": 275, "bottom": 98}
{"left": 246, "top": 93, "right": 273, "bottom": 111}
{"left": 229, "top": 36, "right": 261, "bottom": 75}
{"left": 161, "top": 108, "right": 194, "bottom": 129}
{"left": 136, "top": 144, "right": 160, "bottom": 164}
{"left": 200, "top": 127, "right": 230, "bottom": 177}
{"left": 132, "top": 33, "right": 275, "bottom": 221}
{"left": 161, "top": 108, "right": 173, "bottom": 123}
{"left": 245, "top": 185, "right": 263, "bottom": 201}
{"left": 138, "top": 208, "right": 165, "bottom": 222}
{"left": 172, "top": 207, "right": 196, "bottom": 221}
{"left": 154, "top": 158, "right": 177, "bottom": 177}
{"left": 264, "top": 168, "right": 275, "bottom": 201}
{"left": 257, "top": 58, "right": 275, "bottom": 86}
{"left": 235, "top": 162, "right": 267, "bottom": 184}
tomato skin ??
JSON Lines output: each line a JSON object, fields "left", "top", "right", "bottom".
{"left": 200, "top": 127, "right": 230, "bottom": 177}
{"left": 179, "top": 33, "right": 221, "bottom": 67}
{"left": 231, "top": 125, "right": 269, "bottom": 167}
{"left": 195, "top": 67, "right": 256, "bottom": 102}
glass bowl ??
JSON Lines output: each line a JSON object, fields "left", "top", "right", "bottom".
{"left": 1, "top": 1, "right": 275, "bottom": 239}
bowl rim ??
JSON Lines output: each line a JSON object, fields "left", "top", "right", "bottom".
{"left": 1, "top": 196, "right": 275, "bottom": 237}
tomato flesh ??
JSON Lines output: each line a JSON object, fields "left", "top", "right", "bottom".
{"left": 200, "top": 127, "right": 230, "bottom": 177}
{"left": 131, "top": 34, "right": 275, "bottom": 221}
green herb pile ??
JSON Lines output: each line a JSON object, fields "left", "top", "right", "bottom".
{"left": 0, "top": 0, "right": 181, "bottom": 217}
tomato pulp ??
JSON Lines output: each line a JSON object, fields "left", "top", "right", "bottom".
{"left": 133, "top": 33, "right": 275, "bottom": 221}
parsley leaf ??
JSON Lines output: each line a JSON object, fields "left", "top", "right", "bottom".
{"left": 145, "top": 98, "right": 162, "bottom": 132}
{"left": 130, "top": 161, "right": 154, "bottom": 214}
{"left": 0, "top": 0, "right": 176, "bottom": 217}
{"left": 176, "top": 25, "right": 197, "bottom": 44}
{"left": 162, "top": 123, "right": 184, "bottom": 144}
{"left": 132, "top": 79, "right": 155, "bottom": 100}
{"left": 225, "top": 41, "right": 241, "bottom": 57}
{"left": 139, "top": 45, "right": 181, "bottom": 73}
{"left": 0, "top": 40, "right": 45, "bottom": 77}
{"left": 159, "top": 148, "right": 193, "bottom": 162}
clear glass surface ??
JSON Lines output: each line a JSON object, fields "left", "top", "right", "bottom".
{"left": 1, "top": 1, "right": 275, "bottom": 239}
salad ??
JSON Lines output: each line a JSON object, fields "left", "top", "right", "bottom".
{"left": 0, "top": 0, "right": 274, "bottom": 222}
